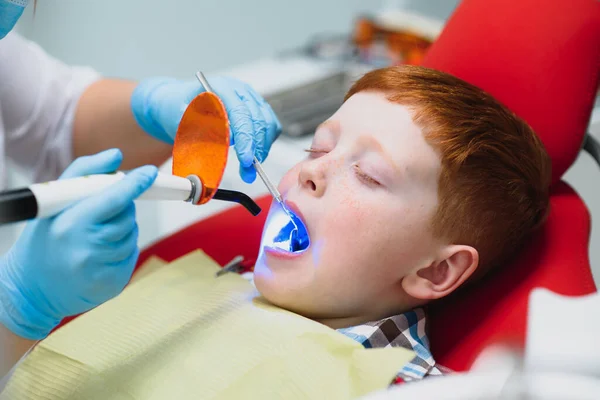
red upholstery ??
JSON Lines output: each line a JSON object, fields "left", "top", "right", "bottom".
{"left": 421, "top": 0, "right": 600, "bottom": 371}
{"left": 421, "top": 0, "right": 600, "bottom": 186}
{"left": 136, "top": 196, "right": 272, "bottom": 269}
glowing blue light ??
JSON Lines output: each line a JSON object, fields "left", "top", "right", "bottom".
{"left": 262, "top": 203, "right": 310, "bottom": 253}
{"left": 286, "top": 210, "right": 310, "bottom": 252}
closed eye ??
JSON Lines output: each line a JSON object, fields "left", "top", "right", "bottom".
{"left": 304, "top": 148, "right": 329, "bottom": 158}
{"left": 353, "top": 164, "right": 381, "bottom": 186}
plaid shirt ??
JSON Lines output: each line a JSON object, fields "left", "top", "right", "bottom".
{"left": 337, "top": 307, "right": 448, "bottom": 385}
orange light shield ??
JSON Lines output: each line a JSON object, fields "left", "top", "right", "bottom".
{"left": 172, "top": 92, "right": 230, "bottom": 204}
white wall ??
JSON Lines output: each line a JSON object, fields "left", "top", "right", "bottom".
{"left": 16, "top": 0, "right": 459, "bottom": 79}
{"left": 565, "top": 111, "right": 600, "bottom": 283}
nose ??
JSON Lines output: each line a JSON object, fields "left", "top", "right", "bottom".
{"left": 298, "top": 158, "right": 327, "bottom": 197}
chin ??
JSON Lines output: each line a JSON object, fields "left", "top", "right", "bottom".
{"left": 253, "top": 254, "right": 318, "bottom": 317}
{"left": 253, "top": 199, "right": 318, "bottom": 315}
{"left": 254, "top": 253, "right": 296, "bottom": 304}
{"left": 254, "top": 279, "right": 303, "bottom": 315}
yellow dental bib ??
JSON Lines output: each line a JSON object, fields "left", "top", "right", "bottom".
{"left": 1, "top": 251, "right": 414, "bottom": 400}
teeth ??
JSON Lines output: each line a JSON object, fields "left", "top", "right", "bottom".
{"left": 272, "top": 214, "right": 310, "bottom": 253}
{"left": 273, "top": 241, "right": 291, "bottom": 251}
{"left": 263, "top": 202, "right": 310, "bottom": 253}
{"left": 272, "top": 219, "right": 296, "bottom": 252}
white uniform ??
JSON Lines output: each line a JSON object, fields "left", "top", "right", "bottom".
{"left": 0, "top": 33, "right": 100, "bottom": 254}
{"left": 0, "top": 32, "right": 100, "bottom": 190}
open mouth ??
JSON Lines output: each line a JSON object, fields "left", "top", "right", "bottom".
{"left": 273, "top": 210, "right": 310, "bottom": 252}
{"left": 263, "top": 201, "right": 310, "bottom": 254}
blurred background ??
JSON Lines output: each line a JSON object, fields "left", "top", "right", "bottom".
{"left": 14, "top": 0, "right": 457, "bottom": 79}
{"left": 4, "top": 0, "right": 600, "bottom": 282}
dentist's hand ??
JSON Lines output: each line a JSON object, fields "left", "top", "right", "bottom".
{"left": 131, "top": 76, "right": 282, "bottom": 183}
{"left": 0, "top": 149, "right": 157, "bottom": 340}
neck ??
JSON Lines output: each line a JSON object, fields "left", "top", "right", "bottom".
{"left": 315, "top": 309, "right": 402, "bottom": 330}
{"left": 315, "top": 315, "right": 371, "bottom": 330}
{"left": 314, "top": 300, "right": 419, "bottom": 330}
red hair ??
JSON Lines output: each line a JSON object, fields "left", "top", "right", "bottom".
{"left": 345, "top": 66, "right": 551, "bottom": 274}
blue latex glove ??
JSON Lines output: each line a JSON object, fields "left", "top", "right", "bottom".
{"left": 0, "top": 149, "right": 158, "bottom": 340}
{"left": 131, "top": 76, "right": 282, "bottom": 183}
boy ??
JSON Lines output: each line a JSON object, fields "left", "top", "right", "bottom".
{"left": 254, "top": 64, "right": 550, "bottom": 381}
{"left": 0, "top": 65, "right": 551, "bottom": 393}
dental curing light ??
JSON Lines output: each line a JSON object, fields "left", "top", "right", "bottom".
{"left": 0, "top": 172, "right": 261, "bottom": 225}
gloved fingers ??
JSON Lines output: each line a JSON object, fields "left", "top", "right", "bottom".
{"left": 208, "top": 76, "right": 247, "bottom": 119}
{"left": 229, "top": 100, "right": 256, "bottom": 177}
{"left": 132, "top": 77, "right": 185, "bottom": 144}
{"left": 89, "top": 249, "right": 140, "bottom": 302}
{"left": 59, "top": 149, "right": 123, "bottom": 180}
{"left": 98, "top": 225, "right": 139, "bottom": 264}
{"left": 257, "top": 101, "right": 282, "bottom": 162}
{"left": 207, "top": 78, "right": 255, "bottom": 165}
{"left": 107, "top": 249, "right": 140, "bottom": 287}
{"left": 75, "top": 166, "right": 158, "bottom": 224}
{"left": 218, "top": 90, "right": 255, "bottom": 170}
{"left": 228, "top": 88, "right": 267, "bottom": 183}
{"left": 92, "top": 203, "right": 137, "bottom": 243}
{"left": 239, "top": 164, "right": 257, "bottom": 184}
{"left": 156, "top": 81, "right": 203, "bottom": 143}
{"left": 240, "top": 87, "right": 268, "bottom": 164}
{"left": 246, "top": 88, "right": 282, "bottom": 163}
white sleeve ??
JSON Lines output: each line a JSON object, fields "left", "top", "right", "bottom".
{"left": 0, "top": 33, "right": 101, "bottom": 183}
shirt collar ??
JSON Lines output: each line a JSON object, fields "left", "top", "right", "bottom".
{"left": 337, "top": 308, "right": 443, "bottom": 381}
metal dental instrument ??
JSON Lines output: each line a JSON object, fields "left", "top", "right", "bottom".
{"left": 215, "top": 255, "right": 245, "bottom": 277}
{"left": 251, "top": 156, "right": 289, "bottom": 212}
{"left": 195, "top": 71, "right": 291, "bottom": 216}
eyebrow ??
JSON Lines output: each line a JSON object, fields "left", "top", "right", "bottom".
{"left": 316, "top": 120, "right": 341, "bottom": 136}
{"left": 357, "top": 135, "right": 399, "bottom": 173}
{"left": 317, "top": 120, "right": 399, "bottom": 173}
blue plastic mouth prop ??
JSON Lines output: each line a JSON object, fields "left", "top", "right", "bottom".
{"left": 264, "top": 203, "right": 310, "bottom": 253}
{"left": 273, "top": 210, "right": 310, "bottom": 252}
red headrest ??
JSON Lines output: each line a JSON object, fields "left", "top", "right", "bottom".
{"left": 420, "top": 0, "right": 599, "bottom": 372}
{"left": 422, "top": 0, "right": 600, "bottom": 185}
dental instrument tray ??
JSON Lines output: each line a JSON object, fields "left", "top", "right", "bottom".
{"left": 265, "top": 71, "right": 351, "bottom": 137}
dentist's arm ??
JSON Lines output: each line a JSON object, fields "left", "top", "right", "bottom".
{"left": 0, "top": 150, "right": 157, "bottom": 378}
{"left": 0, "top": 34, "right": 169, "bottom": 181}
{"left": 0, "top": 324, "right": 35, "bottom": 379}
{"left": 72, "top": 79, "right": 173, "bottom": 170}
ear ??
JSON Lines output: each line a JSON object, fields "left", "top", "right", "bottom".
{"left": 402, "top": 245, "right": 479, "bottom": 301}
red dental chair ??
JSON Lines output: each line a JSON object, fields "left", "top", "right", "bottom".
{"left": 60, "top": 0, "right": 600, "bottom": 374}
{"left": 421, "top": 0, "right": 600, "bottom": 371}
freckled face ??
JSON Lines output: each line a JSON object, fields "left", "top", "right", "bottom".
{"left": 254, "top": 92, "right": 442, "bottom": 320}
